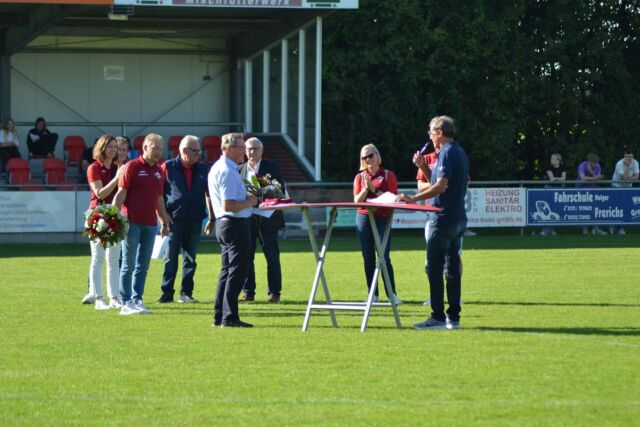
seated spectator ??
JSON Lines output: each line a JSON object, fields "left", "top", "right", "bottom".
{"left": 577, "top": 153, "right": 606, "bottom": 236}
{"left": 539, "top": 153, "right": 566, "bottom": 236}
{"left": 78, "top": 138, "right": 97, "bottom": 184}
{"left": 0, "top": 118, "right": 22, "bottom": 177}
{"left": 27, "top": 117, "right": 58, "bottom": 158}
{"left": 610, "top": 149, "right": 639, "bottom": 235}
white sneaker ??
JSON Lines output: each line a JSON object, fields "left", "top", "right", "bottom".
{"left": 592, "top": 227, "right": 607, "bottom": 236}
{"left": 463, "top": 229, "right": 477, "bottom": 237}
{"left": 539, "top": 230, "right": 549, "bottom": 237}
{"left": 413, "top": 317, "right": 448, "bottom": 330}
{"left": 109, "top": 297, "right": 123, "bottom": 309}
{"left": 618, "top": 228, "right": 626, "bottom": 236}
{"left": 178, "top": 295, "right": 198, "bottom": 303}
{"left": 392, "top": 294, "right": 403, "bottom": 305}
{"left": 81, "top": 293, "right": 95, "bottom": 305}
{"left": 119, "top": 300, "right": 141, "bottom": 316}
{"left": 95, "top": 297, "right": 110, "bottom": 310}
{"left": 446, "top": 318, "right": 461, "bottom": 330}
{"left": 135, "top": 299, "right": 151, "bottom": 314}
{"left": 550, "top": 230, "right": 558, "bottom": 236}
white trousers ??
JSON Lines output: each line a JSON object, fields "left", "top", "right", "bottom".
{"left": 89, "top": 240, "right": 121, "bottom": 299}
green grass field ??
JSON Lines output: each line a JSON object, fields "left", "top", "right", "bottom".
{"left": 1, "top": 233, "right": 639, "bottom": 426}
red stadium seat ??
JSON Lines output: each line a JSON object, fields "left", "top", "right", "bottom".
{"left": 7, "top": 158, "right": 44, "bottom": 190}
{"left": 168, "top": 135, "right": 183, "bottom": 158}
{"left": 44, "top": 158, "right": 76, "bottom": 190}
{"left": 63, "top": 136, "right": 87, "bottom": 165}
{"left": 133, "top": 135, "right": 145, "bottom": 152}
{"left": 202, "top": 135, "right": 222, "bottom": 163}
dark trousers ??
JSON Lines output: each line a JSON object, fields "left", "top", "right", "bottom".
{"left": 160, "top": 219, "right": 202, "bottom": 298}
{"left": 355, "top": 213, "right": 396, "bottom": 297}
{"left": 0, "top": 146, "right": 21, "bottom": 174}
{"left": 28, "top": 133, "right": 58, "bottom": 157}
{"left": 243, "top": 215, "right": 282, "bottom": 297}
{"left": 214, "top": 217, "right": 250, "bottom": 324}
{"left": 426, "top": 219, "right": 466, "bottom": 322}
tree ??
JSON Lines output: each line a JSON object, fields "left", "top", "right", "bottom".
{"left": 322, "top": 0, "right": 640, "bottom": 181}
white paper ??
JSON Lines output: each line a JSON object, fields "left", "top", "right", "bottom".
{"left": 252, "top": 207, "right": 275, "bottom": 218}
{"left": 367, "top": 191, "right": 398, "bottom": 204}
{"left": 151, "top": 235, "right": 169, "bottom": 259}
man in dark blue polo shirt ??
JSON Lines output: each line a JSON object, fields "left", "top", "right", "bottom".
{"left": 397, "top": 115, "right": 469, "bottom": 330}
{"left": 157, "top": 135, "right": 213, "bottom": 304}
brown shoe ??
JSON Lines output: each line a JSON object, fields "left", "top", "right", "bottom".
{"left": 267, "top": 294, "right": 280, "bottom": 303}
{"left": 239, "top": 294, "right": 254, "bottom": 302}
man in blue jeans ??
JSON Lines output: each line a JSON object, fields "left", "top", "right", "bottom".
{"left": 397, "top": 116, "right": 469, "bottom": 330}
{"left": 113, "top": 133, "right": 171, "bottom": 316}
{"left": 157, "top": 136, "right": 213, "bottom": 304}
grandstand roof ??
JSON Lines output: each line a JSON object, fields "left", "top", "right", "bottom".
{"left": 0, "top": 1, "right": 350, "bottom": 57}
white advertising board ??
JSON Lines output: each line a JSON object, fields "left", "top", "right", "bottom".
{"left": 390, "top": 187, "right": 527, "bottom": 229}
{"left": 0, "top": 191, "right": 91, "bottom": 233}
{"left": 466, "top": 187, "right": 526, "bottom": 227}
{"left": 115, "top": 0, "right": 359, "bottom": 8}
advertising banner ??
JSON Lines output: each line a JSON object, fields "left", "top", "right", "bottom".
{"left": 331, "top": 187, "right": 527, "bottom": 229}
{"left": 466, "top": 187, "right": 526, "bottom": 227}
{"left": 115, "top": 0, "right": 358, "bottom": 8}
{"left": 527, "top": 188, "right": 640, "bottom": 226}
{"left": 0, "top": 192, "right": 76, "bottom": 233}
{"left": 0, "top": 191, "right": 90, "bottom": 233}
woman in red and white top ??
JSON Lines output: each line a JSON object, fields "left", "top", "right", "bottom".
{"left": 352, "top": 144, "right": 400, "bottom": 304}
{"left": 86, "top": 135, "right": 123, "bottom": 310}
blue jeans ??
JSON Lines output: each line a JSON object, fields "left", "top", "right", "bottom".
{"left": 160, "top": 219, "right": 202, "bottom": 298}
{"left": 119, "top": 223, "right": 157, "bottom": 303}
{"left": 426, "top": 219, "right": 466, "bottom": 322}
{"left": 355, "top": 213, "right": 396, "bottom": 297}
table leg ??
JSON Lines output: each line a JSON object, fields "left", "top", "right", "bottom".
{"left": 360, "top": 208, "right": 401, "bottom": 332}
{"left": 302, "top": 206, "right": 338, "bottom": 331}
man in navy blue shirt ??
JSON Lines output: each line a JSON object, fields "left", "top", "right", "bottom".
{"left": 157, "top": 136, "right": 213, "bottom": 304}
{"left": 397, "top": 116, "right": 469, "bottom": 330}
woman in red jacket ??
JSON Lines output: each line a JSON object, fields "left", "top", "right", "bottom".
{"left": 352, "top": 144, "right": 401, "bottom": 304}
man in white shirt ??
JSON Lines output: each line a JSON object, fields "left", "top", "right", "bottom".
{"left": 208, "top": 133, "right": 258, "bottom": 327}
{"left": 610, "top": 150, "right": 639, "bottom": 235}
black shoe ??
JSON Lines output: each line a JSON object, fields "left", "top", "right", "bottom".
{"left": 213, "top": 318, "right": 222, "bottom": 326}
{"left": 156, "top": 296, "right": 174, "bottom": 303}
{"left": 221, "top": 319, "right": 253, "bottom": 328}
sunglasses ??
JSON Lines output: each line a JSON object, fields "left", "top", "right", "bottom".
{"left": 361, "top": 153, "right": 375, "bottom": 160}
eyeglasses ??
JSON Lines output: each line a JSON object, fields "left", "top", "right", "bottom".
{"left": 186, "top": 147, "right": 202, "bottom": 154}
{"left": 429, "top": 129, "right": 440, "bottom": 136}
{"left": 361, "top": 153, "right": 375, "bottom": 161}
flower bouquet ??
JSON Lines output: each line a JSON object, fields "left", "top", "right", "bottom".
{"left": 84, "top": 204, "right": 128, "bottom": 248}
{"left": 244, "top": 174, "right": 285, "bottom": 202}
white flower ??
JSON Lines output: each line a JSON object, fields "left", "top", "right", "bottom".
{"left": 96, "top": 219, "right": 108, "bottom": 233}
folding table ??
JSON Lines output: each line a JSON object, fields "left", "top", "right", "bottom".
{"left": 260, "top": 201, "right": 439, "bottom": 332}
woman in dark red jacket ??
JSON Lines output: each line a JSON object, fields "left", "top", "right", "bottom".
{"left": 352, "top": 144, "right": 400, "bottom": 304}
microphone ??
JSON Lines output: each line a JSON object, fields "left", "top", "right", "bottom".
{"left": 419, "top": 141, "right": 434, "bottom": 155}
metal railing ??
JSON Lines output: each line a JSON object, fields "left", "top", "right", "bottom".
{"left": 14, "top": 121, "right": 245, "bottom": 138}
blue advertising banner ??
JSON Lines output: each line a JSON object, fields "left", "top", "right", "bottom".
{"left": 527, "top": 188, "right": 640, "bottom": 226}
